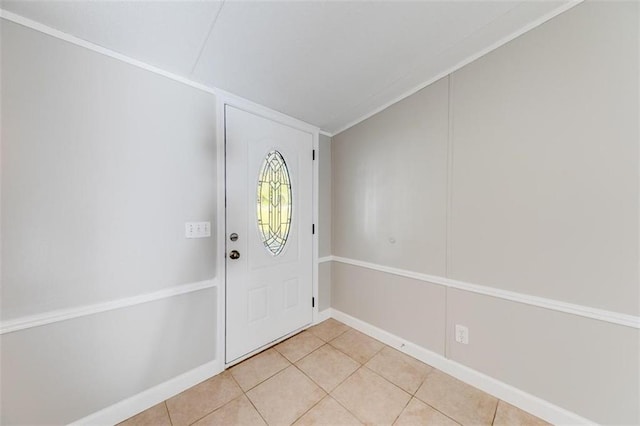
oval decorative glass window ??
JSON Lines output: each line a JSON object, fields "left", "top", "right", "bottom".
{"left": 256, "top": 150, "right": 292, "bottom": 256}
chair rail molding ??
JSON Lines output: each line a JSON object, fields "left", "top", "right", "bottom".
{"left": 320, "top": 255, "right": 640, "bottom": 329}
{"left": 0, "top": 279, "right": 218, "bottom": 335}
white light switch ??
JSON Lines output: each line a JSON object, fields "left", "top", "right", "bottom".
{"left": 185, "top": 222, "right": 211, "bottom": 238}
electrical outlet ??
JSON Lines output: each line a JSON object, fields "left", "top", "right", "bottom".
{"left": 185, "top": 222, "right": 211, "bottom": 238}
{"left": 455, "top": 324, "right": 469, "bottom": 344}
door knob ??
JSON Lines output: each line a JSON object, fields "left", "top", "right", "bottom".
{"left": 229, "top": 250, "right": 240, "bottom": 260}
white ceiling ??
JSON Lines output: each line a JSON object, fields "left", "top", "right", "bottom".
{"left": 1, "top": 0, "right": 575, "bottom": 134}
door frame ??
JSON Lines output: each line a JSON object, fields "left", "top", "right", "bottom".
{"left": 215, "top": 93, "right": 320, "bottom": 368}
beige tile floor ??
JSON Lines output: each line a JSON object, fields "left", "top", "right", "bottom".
{"left": 120, "top": 319, "right": 550, "bottom": 426}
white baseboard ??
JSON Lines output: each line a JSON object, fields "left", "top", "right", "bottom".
{"left": 67, "top": 307, "right": 593, "bottom": 425}
{"left": 316, "top": 308, "right": 332, "bottom": 323}
{"left": 330, "top": 308, "right": 595, "bottom": 426}
{"left": 69, "top": 360, "right": 224, "bottom": 426}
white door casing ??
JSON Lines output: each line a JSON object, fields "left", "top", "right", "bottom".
{"left": 225, "top": 105, "right": 313, "bottom": 363}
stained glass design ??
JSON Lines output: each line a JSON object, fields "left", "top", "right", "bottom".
{"left": 257, "top": 150, "right": 292, "bottom": 256}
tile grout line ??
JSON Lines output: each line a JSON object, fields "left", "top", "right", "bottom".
{"left": 327, "top": 393, "right": 365, "bottom": 425}
{"left": 287, "top": 363, "right": 330, "bottom": 424}
{"left": 229, "top": 321, "right": 344, "bottom": 404}
{"left": 410, "top": 369, "right": 465, "bottom": 425}
{"left": 306, "top": 321, "right": 351, "bottom": 343}
{"left": 490, "top": 399, "right": 500, "bottom": 425}
{"left": 360, "top": 364, "right": 413, "bottom": 400}
{"left": 293, "top": 343, "right": 358, "bottom": 395}
{"left": 315, "top": 326, "right": 372, "bottom": 423}
{"left": 362, "top": 360, "right": 428, "bottom": 425}
{"left": 294, "top": 342, "right": 331, "bottom": 365}
{"left": 233, "top": 372, "right": 270, "bottom": 426}
{"left": 326, "top": 328, "right": 386, "bottom": 365}
{"left": 278, "top": 331, "right": 326, "bottom": 364}
{"left": 226, "top": 371, "right": 271, "bottom": 425}
{"left": 259, "top": 324, "right": 361, "bottom": 424}
{"left": 327, "top": 365, "right": 367, "bottom": 424}
{"left": 179, "top": 371, "right": 250, "bottom": 426}
{"left": 363, "top": 347, "right": 433, "bottom": 397}
{"left": 232, "top": 342, "right": 325, "bottom": 425}
{"left": 185, "top": 393, "right": 244, "bottom": 426}
{"left": 232, "top": 349, "right": 292, "bottom": 393}
{"left": 239, "top": 378, "right": 269, "bottom": 426}
{"left": 319, "top": 328, "right": 390, "bottom": 425}
{"left": 165, "top": 400, "right": 177, "bottom": 426}
{"left": 329, "top": 362, "right": 411, "bottom": 425}
{"left": 413, "top": 367, "right": 452, "bottom": 424}
{"left": 390, "top": 393, "right": 413, "bottom": 426}
{"left": 409, "top": 367, "right": 430, "bottom": 397}
{"left": 292, "top": 324, "right": 365, "bottom": 415}
{"left": 163, "top": 401, "right": 174, "bottom": 426}
{"left": 418, "top": 398, "right": 464, "bottom": 426}
{"left": 425, "top": 401, "right": 463, "bottom": 426}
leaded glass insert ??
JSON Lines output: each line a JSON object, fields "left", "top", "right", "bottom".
{"left": 257, "top": 150, "right": 292, "bottom": 256}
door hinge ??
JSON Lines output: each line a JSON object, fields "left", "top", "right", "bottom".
{"left": 312, "top": 149, "right": 316, "bottom": 161}
{"left": 312, "top": 224, "right": 315, "bottom": 234}
{"left": 312, "top": 297, "right": 315, "bottom": 308}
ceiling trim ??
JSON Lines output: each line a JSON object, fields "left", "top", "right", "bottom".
{"left": 0, "top": 9, "right": 218, "bottom": 93}
{"left": 0, "top": 8, "right": 320, "bottom": 134}
{"left": 329, "top": 0, "right": 583, "bottom": 137}
{"left": 1, "top": 2, "right": 582, "bottom": 138}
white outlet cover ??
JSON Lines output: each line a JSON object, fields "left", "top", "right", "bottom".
{"left": 455, "top": 324, "right": 469, "bottom": 344}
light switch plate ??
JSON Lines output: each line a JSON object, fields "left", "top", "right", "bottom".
{"left": 185, "top": 222, "right": 211, "bottom": 238}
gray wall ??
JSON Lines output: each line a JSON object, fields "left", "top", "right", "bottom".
{"left": 332, "top": 77, "right": 448, "bottom": 276}
{"left": 330, "top": 1, "right": 639, "bottom": 424}
{"left": 1, "top": 20, "right": 218, "bottom": 424}
{"left": 331, "top": 262, "right": 446, "bottom": 354}
{"left": 318, "top": 134, "right": 332, "bottom": 259}
{"left": 449, "top": 0, "right": 639, "bottom": 315}
{"left": 447, "top": 288, "right": 639, "bottom": 426}
{"left": 2, "top": 289, "right": 217, "bottom": 425}
{"left": 318, "top": 133, "right": 332, "bottom": 311}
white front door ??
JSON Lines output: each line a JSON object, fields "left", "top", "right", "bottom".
{"left": 225, "top": 105, "right": 313, "bottom": 363}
